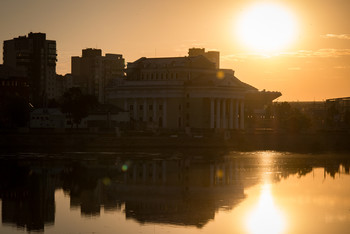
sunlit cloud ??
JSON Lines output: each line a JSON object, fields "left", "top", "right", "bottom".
{"left": 333, "top": 65, "right": 350, "bottom": 69}
{"left": 321, "top": 34, "right": 350, "bottom": 40}
{"left": 221, "top": 53, "right": 272, "bottom": 62}
{"left": 222, "top": 49, "right": 350, "bottom": 62}
{"left": 281, "top": 49, "right": 350, "bottom": 58}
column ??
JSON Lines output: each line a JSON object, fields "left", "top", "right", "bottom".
{"left": 153, "top": 99, "right": 157, "bottom": 122}
{"left": 229, "top": 99, "right": 234, "bottom": 129}
{"left": 162, "top": 161, "right": 167, "bottom": 184}
{"left": 222, "top": 164, "right": 226, "bottom": 185}
{"left": 153, "top": 162, "right": 157, "bottom": 183}
{"left": 229, "top": 162, "right": 233, "bottom": 185}
{"left": 163, "top": 98, "right": 167, "bottom": 128}
{"left": 216, "top": 99, "right": 221, "bottom": 128}
{"left": 234, "top": 99, "right": 239, "bottom": 129}
{"left": 143, "top": 164, "right": 147, "bottom": 182}
{"left": 240, "top": 99, "right": 245, "bottom": 129}
{"left": 143, "top": 99, "right": 147, "bottom": 121}
{"left": 133, "top": 99, "right": 137, "bottom": 118}
{"left": 210, "top": 98, "right": 215, "bottom": 129}
{"left": 210, "top": 164, "right": 214, "bottom": 186}
{"left": 222, "top": 99, "right": 226, "bottom": 129}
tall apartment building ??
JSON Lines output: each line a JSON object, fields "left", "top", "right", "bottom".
{"left": 3, "top": 32, "right": 57, "bottom": 106}
{"left": 71, "top": 48, "right": 125, "bottom": 103}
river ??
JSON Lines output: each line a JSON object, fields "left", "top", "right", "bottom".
{"left": 0, "top": 150, "right": 349, "bottom": 234}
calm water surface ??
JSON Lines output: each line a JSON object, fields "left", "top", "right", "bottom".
{"left": 0, "top": 150, "right": 349, "bottom": 234}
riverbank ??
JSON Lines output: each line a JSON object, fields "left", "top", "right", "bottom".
{"left": 0, "top": 130, "right": 349, "bottom": 153}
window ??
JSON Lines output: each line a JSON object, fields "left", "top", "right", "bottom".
{"left": 149, "top": 104, "right": 153, "bottom": 110}
{"left": 129, "top": 105, "right": 133, "bottom": 111}
{"left": 139, "top": 105, "right": 143, "bottom": 111}
{"left": 159, "top": 105, "right": 163, "bottom": 111}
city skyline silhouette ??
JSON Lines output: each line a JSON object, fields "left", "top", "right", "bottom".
{"left": 1, "top": 0, "right": 350, "bottom": 101}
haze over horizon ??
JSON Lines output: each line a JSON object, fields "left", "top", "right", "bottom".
{"left": 1, "top": 0, "right": 350, "bottom": 101}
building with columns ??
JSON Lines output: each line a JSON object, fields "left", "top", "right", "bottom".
{"left": 107, "top": 49, "right": 277, "bottom": 130}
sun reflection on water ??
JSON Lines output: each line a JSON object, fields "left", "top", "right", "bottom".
{"left": 245, "top": 184, "right": 286, "bottom": 234}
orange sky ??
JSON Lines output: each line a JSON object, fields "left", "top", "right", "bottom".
{"left": 1, "top": 0, "right": 349, "bottom": 101}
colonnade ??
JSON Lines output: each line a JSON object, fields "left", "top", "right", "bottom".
{"left": 210, "top": 98, "right": 244, "bottom": 129}
{"left": 124, "top": 98, "right": 167, "bottom": 128}
{"left": 123, "top": 97, "right": 244, "bottom": 129}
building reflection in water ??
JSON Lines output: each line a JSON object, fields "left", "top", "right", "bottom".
{"left": 0, "top": 151, "right": 349, "bottom": 232}
{"left": 0, "top": 160, "right": 56, "bottom": 232}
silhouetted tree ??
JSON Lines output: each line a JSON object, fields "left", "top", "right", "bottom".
{"left": 47, "top": 98, "right": 60, "bottom": 108}
{"left": 326, "top": 102, "right": 339, "bottom": 128}
{"left": 60, "top": 88, "right": 98, "bottom": 128}
{"left": 273, "top": 102, "right": 311, "bottom": 133}
{"left": 0, "top": 95, "right": 30, "bottom": 128}
{"left": 344, "top": 110, "right": 350, "bottom": 129}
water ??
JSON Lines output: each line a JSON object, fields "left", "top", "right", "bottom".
{"left": 0, "top": 150, "right": 349, "bottom": 234}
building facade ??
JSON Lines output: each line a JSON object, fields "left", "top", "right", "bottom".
{"left": 3, "top": 32, "right": 57, "bottom": 106}
{"left": 107, "top": 50, "right": 261, "bottom": 130}
{"left": 71, "top": 48, "right": 125, "bottom": 103}
{"left": 54, "top": 74, "right": 73, "bottom": 100}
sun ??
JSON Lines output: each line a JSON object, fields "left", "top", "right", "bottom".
{"left": 236, "top": 3, "right": 298, "bottom": 53}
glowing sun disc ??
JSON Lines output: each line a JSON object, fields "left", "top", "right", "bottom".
{"left": 236, "top": 3, "right": 297, "bottom": 52}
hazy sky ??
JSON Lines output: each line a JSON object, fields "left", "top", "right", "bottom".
{"left": 1, "top": 0, "right": 350, "bottom": 101}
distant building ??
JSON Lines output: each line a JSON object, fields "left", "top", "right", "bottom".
{"left": 30, "top": 108, "right": 66, "bottom": 128}
{"left": 3, "top": 32, "right": 57, "bottom": 106}
{"left": 0, "top": 64, "right": 29, "bottom": 101}
{"left": 54, "top": 74, "right": 73, "bottom": 100}
{"left": 71, "top": 48, "right": 125, "bottom": 103}
{"left": 326, "top": 97, "right": 350, "bottom": 129}
{"left": 29, "top": 106, "right": 129, "bottom": 129}
{"left": 107, "top": 49, "right": 279, "bottom": 130}
{"left": 188, "top": 48, "right": 220, "bottom": 69}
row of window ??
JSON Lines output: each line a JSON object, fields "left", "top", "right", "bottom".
{"left": 1, "top": 80, "right": 27, "bottom": 87}
{"left": 140, "top": 72, "right": 179, "bottom": 81}
{"left": 130, "top": 104, "right": 164, "bottom": 111}
{"left": 128, "top": 104, "right": 186, "bottom": 111}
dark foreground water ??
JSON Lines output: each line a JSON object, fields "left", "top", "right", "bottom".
{"left": 0, "top": 150, "right": 349, "bottom": 234}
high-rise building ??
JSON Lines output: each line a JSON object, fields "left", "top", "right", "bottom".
{"left": 3, "top": 32, "right": 57, "bottom": 106}
{"left": 71, "top": 48, "right": 125, "bottom": 103}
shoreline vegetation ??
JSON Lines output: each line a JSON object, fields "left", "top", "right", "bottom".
{"left": 0, "top": 129, "right": 349, "bottom": 153}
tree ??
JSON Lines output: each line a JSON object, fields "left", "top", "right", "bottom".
{"left": 273, "top": 102, "right": 311, "bottom": 133}
{"left": 0, "top": 95, "right": 30, "bottom": 128}
{"left": 61, "top": 88, "right": 98, "bottom": 128}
